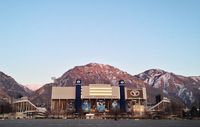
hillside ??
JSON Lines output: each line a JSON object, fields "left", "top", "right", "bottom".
{"left": 0, "top": 71, "right": 33, "bottom": 103}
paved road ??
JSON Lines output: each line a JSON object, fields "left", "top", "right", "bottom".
{"left": 0, "top": 119, "right": 200, "bottom": 127}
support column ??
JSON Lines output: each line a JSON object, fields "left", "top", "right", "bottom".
{"left": 20, "top": 102, "right": 22, "bottom": 112}
{"left": 75, "top": 79, "right": 82, "bottom": 113}
{"left": 119, "top": 80, "right": 126, "bottom": 113}
{"left": 26, "top": 102, "right": 28, "bottom": 111}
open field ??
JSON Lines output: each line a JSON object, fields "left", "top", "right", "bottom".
{"left": 0, "top": 119, "right": 200, "bottom": 127}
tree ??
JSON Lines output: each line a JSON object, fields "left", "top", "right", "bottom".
{"left": 15, "top": 94, "right": 23, "bottom": 99}
{"left": 190, "top": 106, "right": 198, "bottom": 117}
{"left": 0, "top": 102, "right": 12, "bottom": 114}
{"left": 199, "top": 104, "right": 200, "bottom": 117}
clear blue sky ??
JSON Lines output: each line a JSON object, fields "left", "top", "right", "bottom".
{"left": 0, "top": 0, "right": 200, "bottom": 87}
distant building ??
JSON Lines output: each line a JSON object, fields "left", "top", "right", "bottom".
{"left": 13, "top": 97, "right": 47, "bottom": 119}
{"left": 51, "top": 80, "right": 147, "bottom": 118}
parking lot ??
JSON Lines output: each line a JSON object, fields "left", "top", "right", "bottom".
{"left": 0, "top": 119, "right": 200, "bottom": 127}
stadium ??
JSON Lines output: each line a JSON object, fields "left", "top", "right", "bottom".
{"left": 51, "top": 80, "right": 147, "bottom": 119}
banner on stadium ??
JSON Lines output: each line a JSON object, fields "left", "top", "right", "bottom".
{"left": 82, "top": 100, "right": 91, "bottom": 112}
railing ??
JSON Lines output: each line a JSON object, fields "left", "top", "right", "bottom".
{"left": 148, "top": 97, "right": 170, "bottom": 111}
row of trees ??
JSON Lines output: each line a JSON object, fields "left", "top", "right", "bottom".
{"left": 0, "top": 94, "right": 23, "bottom": 115}
{"left": 182, "top": 105, "right": 200, "bottom": 118}
{"left": 0, "top": 101, "right": 13, "bottom": 114}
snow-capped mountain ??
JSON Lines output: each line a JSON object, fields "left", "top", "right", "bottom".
{"left": 1, "top": 63, "right": 199, "bottom": 109}
{"left": 136, "top": 69, "right": 200, "bottom": 107}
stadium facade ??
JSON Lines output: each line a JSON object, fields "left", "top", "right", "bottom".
{"left": 51, "top": 80, "right": 147, "bottom": 118}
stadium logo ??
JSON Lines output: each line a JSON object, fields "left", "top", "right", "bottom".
{"left": 130, "top": 90, "right": 140, "bottom": 97}
{"left": 76, "top": 79, "right": 81, "bottom": 84}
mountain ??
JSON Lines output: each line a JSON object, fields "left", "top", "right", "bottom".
{"left": 136, "top": 69, "right": 200, "bottom": 107}
{"left": 25, "top": 84, "right": 42, "bottom": 91}
{"left": 31, "top": 63, "right": 161, "bottom": 108}
{"left": 0, "top": 71, "right": 33, "bottom": 103}
{"left": 30, "top": 83, "right": 53, "bottom": 108}
{"left": 57, "top": 63, "right": 145, "bottom": 87}
{"left": 2, "top": 63, "right": 199, "bottom": 110}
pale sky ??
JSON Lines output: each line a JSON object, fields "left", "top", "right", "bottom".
{"left": 0, "top": 0, "right": 199, "bottom": 88}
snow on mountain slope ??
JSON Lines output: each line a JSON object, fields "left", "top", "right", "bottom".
{"left": 136, "top": 69, "right": 200, "bottom": 107}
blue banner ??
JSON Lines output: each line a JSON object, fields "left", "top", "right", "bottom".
{"left": 81, "top": 100, "right": 91, "bottom": 112}
{"left": 96, "top": 100, "right": 105, "bottom": 112}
